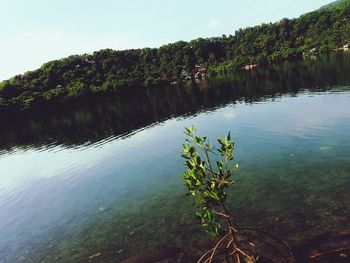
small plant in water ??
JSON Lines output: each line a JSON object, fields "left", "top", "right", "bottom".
{"left": 182, "top": 126, "right": 257, "bottom": 263}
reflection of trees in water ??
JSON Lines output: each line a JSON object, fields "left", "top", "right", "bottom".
{"left": 0, "top": 53, "right": 349, "bottom": 152}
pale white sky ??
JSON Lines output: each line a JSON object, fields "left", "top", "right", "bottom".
{"left": 0, "top": 0, "right": 333, "bottom": 81}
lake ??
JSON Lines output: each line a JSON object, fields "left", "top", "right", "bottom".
{"left": 0, "top": 52, "right": 350, "bottom": 262}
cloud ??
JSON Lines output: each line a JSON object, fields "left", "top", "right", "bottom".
{"left": 0, "top": 31, "right": 144, "bottom": 81}
{"left": 208, "top": 19, "right": 221, "bottom": 29}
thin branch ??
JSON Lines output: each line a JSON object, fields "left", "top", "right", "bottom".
{"left": 212, "top": 208, "right": 230, "bottom": 218}
{"left": 229, "top": 226, "right": 239, "bottom": 233}
{"left": 204, "top": 148, "right": 215, "bottom": 176}
{"left": 226, "top": 239, "right": 233, "bottom": 249}
{"left": 203, "top": 247, "right": 226, "bottom": 263}
{"left": 205, "top": 167, "right": 219, "bottom": 177}
{"left": 207, "top": 233, "right": 231, "bottom": 263}
{"left": 197, "top": 248, "right": 214, "bottom": 263}
{"left": 235, "top": 247, "right": 255, "bottom": 261}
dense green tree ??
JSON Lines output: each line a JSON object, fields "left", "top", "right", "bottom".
{"left": 0, "top": 0, "right": 349, "bottom": 110}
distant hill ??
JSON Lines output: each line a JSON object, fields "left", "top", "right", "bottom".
{"left": 321, "top": 0, "right": 350, "bottom": 9}
{"left": 0, "top": 0, "right": 349, "bottom": 111}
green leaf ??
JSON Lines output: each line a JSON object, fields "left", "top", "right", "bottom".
{"left": 195, "top": 136, "right": 202, "bottom": 144}
{"left": 197, "top": 155, "right": 202, "bottom": 165}
{"left": 207, "top": 230, "right": 217, "bottom": 237}
{"left": 185, "top": 160, "right": 193, "bottom": 169}
{"left": 195, "top": 211, "right": 202, "bottom": 219}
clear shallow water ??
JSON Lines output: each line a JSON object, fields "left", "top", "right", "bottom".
{"left": 0, "top": 53, "right": 350, "bottom": 262}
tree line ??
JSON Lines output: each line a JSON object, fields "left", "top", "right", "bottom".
{"left": 0, "top": 0, "right": 349, "bottom": 110}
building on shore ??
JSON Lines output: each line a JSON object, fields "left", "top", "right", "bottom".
{"left": 242, "top": 64, "right": 257, "bottom": 70}
{"left": 193, "top": 65, "right": 208, "bottom": 79}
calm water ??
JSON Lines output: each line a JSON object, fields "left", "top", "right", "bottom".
{"left": 0, "top": 53, "right": 350, "bottom": 262}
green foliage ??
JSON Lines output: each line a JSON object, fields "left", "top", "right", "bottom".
{"left": 43, "top": 87, "right": 66, "bottom": 101}
{"left": 182, "top": 127, "right": 260, "bottom": 262}
{"left": 182, "top": 126, "right": 236, "bottom": 237}
{"left": 68, "top": 81, "right": 86, "bottom": 98}
{"left": 0, "top": 0, "right": 349, "bottom": 110}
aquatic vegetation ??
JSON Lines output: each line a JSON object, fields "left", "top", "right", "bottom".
{"left": 182, "top": 126, "right": 257, "bottom": 262}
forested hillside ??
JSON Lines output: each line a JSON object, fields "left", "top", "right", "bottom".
{"left": 0, "top": 0, "right": 349, "bottom": 110}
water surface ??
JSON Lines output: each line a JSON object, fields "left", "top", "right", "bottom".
{"left": 0, "top": 53, "right": 350, "bottom": 262}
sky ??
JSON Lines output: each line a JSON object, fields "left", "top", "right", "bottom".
{"left": 0, "top": 0, "right": 334, "bottom": 81}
